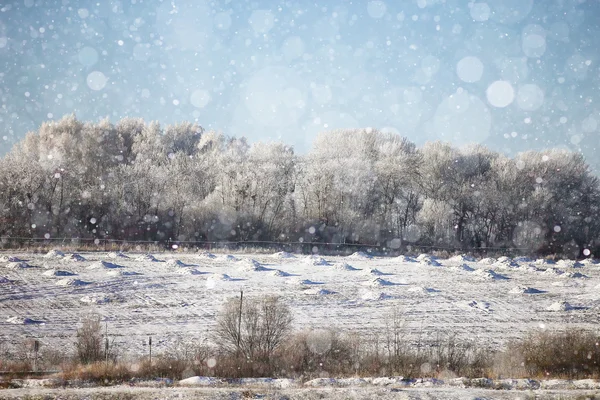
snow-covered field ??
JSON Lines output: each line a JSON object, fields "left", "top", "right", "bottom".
{"left": 1, "top": 250, "right": 600, "bottom": 358}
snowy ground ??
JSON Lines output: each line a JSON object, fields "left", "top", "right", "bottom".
{"left": 1, "top": 250, "right": 600, "bottom": 358}
{"left": 3, "top": 377, "right": 600, "bottom": 399}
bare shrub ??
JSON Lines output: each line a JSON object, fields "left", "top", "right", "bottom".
{"left": 215, "top": 295, "right": 292, "bottom": 376}
{"left": 517, "top": 329, "right": 600, "bottom": 378}
{"left": 62, "top": 362, "right": 132, "bottom": 384}
{"left": 75, "top": 314, "right": 114, "bottom": 364}
{"left": 276, "top": 329, "right": 362, "bottom": 378}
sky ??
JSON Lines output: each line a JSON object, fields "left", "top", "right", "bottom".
{"left": 0, "top": 0, "right": 599, "bottom": 169}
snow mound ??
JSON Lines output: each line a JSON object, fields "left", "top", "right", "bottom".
{"left": 44, "top": 249, "right": 65, "bottom": 258}
{"left": 56, "top": 278, "right": 92, "bottom": 286}
{"left": 198, "top": 251, "right": 217, "bottom": 259}
{"left": 365, "top": 277, "right": 395, "bottom": 287}
{"left": 581, "top": 258, "right": 599, "bottom": 265}
{"left": 136, "top": 254, "right": 160, "bottom": 262}
{"left": 304, "top": 288, "right": 337, "bottom": 296}
{"left": 7, "top": 261, "right": 34, "bottom": 269}
{"left": 565, "top": 272, "right": 588, "bottom": 279}
{"left": 291, "top": 279, "right": 322, "bottom": 286}
{"left": 417, "top": 253, "right": 436, "bottom": 261}
{"left": 361, "top": 291, "right": 394, "bottom": 301}
{"left": 166, "top": 259, "right": 187, "bottom": 267}
{"left": 43, "top": 269, "right": 76, "bottom": 277}
{"left": 80, "top": 295, "right": 110, "bottom": 304}
{"left": 66, "top": 253, "right": 86, "bottom": 262}
{"left": 364, "top": 268, "right": 386, "bottom": 276}
{"left": 334, "top": 262, "right": 360, "bottom": 271}
{"left": 479, "top": 257, "right": 496, "bottom": 265}
{"left": 494, "top": 259, "right": 520, "bottom": 269}
{"left": 108, "top": 251, "right": 129, "bottom": 259}
{"left": 557, "top": 260, "right": 585, "bottom": 268}
{"left": 496, "top": 256, "right": 512, "bottom": 263}
{"left": 474, "top": 269, "right": 509, "bottom": 280}
{"left": 408, "top": 286, "right": 438, "bottom": 294}
{"left": 179, "top": 376, "right": 222, "bottom": 386}
{"left": 464, "top": 300, "right": 492, "bottom": 312}
{"left": 241, "top": 259, "right": 269, "bottom": 271}
{"left": 543, "top": 267, "right": 565, "bottom": 276}
{"left": 220, "top": 254, "right": 239, "bottom": 262}
{"left": 0, "top": 255, "right": 24, "bottom": 262}
{"left": 106, "top": 270, "right": 141, "bottom": 277}
{"left": 88, "top": 260, "right": 124, "bottom": 270}
{"left": 6, "top": 316, "right": 45, "bottom": 325}
{"left": 513, "top": 256, "right": 534, "bottom": 263}
{"left": 547, "top": 301, "right": 575, "bottom": 311}
{"left": 211, "top": 273, "right": 234, "bottom": 281}
{"left": 451, "top": 263, "right": 475, "bottom": 272}
{"left": 509, "top": 286, "right": 545, "bottom": 294}
{"left": 420, "top": 258, "right": 442, "bottom": 267}
{"left": 535, "top": 258, "right": 556, "bottom": 265}
{"left": 396, "top": 255, "right": 417, "bottom": 263}
{"left": 304, "top": 255, "right": 330, "bottom": 266}
{"left": 271, "top": 269, "right": 292, "bottom": 277}
{"left": 271, "top": 251, "right": 296, "bottom": 259}
{"left": 348, "top": 251, "right": 373, "bottom": 259}
{"left": 175, "top": 268, "right": 204, "bottom": 275}
{"left": 449, "top": 254, "right": 476, "bottom": 262}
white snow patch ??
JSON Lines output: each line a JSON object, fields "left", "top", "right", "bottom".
{"left": 166, "top": 259, "right": 187, "bottom": 268}
{"left": 66, "top": 253, "right": 86, "bottom": 262}
{"left": 7, "top": 261, "right": 34, "bottom": 269}
{"left": 108, "top": 251, "right": 129, "bottom": 259}
{"left": 136, "top": 254, "right": 160, "bottom": 262}
{"left": 304, "top": 288, "right": 337, "bottom": 296}
{"left": 211, "top": 273, "right": 234, "bottom": 281}
{"left": 80, "top": 295, "right": 110, "bottom": 304}
{"left": 271, "top": 269, "right": 292, "bottom": 277}
{"left": 88, "top": 260, "right": 124, "bottom": 269}
{"left": 479, "top": 257, "right": 496, "bottom": 265}
{"left": 474, "top": 269, "right": 509, "bottom": 280}
{"left": 407, "top": 286, "right": 438, "bottom": 295}
{"left": 361, "top": 291, "right": 394, "bottom": 301}
{"left": 179, "top": 376, "right": 222, "bottom": 386}
{"left": 43, "top": 269, "right": 76, "bottom": 277}
{"left": 565, "top": 271, "right": 588, "bottom": 279}
{"left": 334, "top": 262, "right": 360, "bottom": 271}
{"left": 106, "top": 270, "right": 141, "bottom": 277}
{"left": 420, "top": 258, "right": 442, "bottom": 267}
{"left": 450, "top": 263, "right": 475, "bottom": 272}
{"left": 547, "top": 301, "right": 574, "bottom": 311}
{"left": 0, "top": 255, "right": 24, "bottom": 262}
{"left": 240, "top": 259, "right": 269, "bottom": 271}
{"left": 175, "top": 268, "right": 204, "bottom": 275}
{"left": 304, "top": 255, "right": 330, "bottom": 266}
{"left": 220, "top": 254, "right": 239, "bottom": 262}
{"left": 271, "top": 251, "right": 296, "bottom": 259}
{"left": 56, "top": 278, "right": 92, "bottom": 286}
{"left": 396, "top": 255, "right": 417, "bottom": 263}
{"left": 44, "top": 249, "right": 65, "bottom": 258}
{"left": 509, "top": 286, "right": 544, "bottom": 294}
{"left": 543, "top": 267, "right": 565, "bottom": 276}
{"left": 348, "top": 251, "right": 373, "bottom": 259}
{"left": 198, "top": 251, "right": 217, "bottom": 259}
{"left": 364, "top": 268, "right": 386, "bottom": 276}
{"left": 6, "top": 316, "right": 45, "bottom": 325}
{"left": 448, "top": 254, "right": 476, "bottom": 263}
{"left": 364, "top": 277, "right": 396, "bottom": 287}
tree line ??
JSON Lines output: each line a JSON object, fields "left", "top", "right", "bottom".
{"left": 0, "top": 114, "right": 598, "bottom": 257}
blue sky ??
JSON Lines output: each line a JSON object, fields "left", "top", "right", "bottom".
{"left": 1, "top": 0, "right": 599, "bottom": 168}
